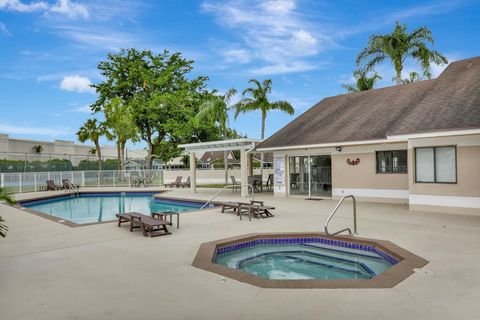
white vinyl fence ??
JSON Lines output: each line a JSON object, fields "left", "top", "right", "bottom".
{"left": 0, "top": 170, "right": 163, "bottom": 193}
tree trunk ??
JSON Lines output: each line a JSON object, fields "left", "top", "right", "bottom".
{"left": 117, "top": 141, "right": 121, "bottom": 176}
{"left": 147, "top": 143, "right": 154, "bottom": 170}
{"left": 260, "top": 112, "right": 266, "bottom": 178}
{"left": 395, "top": 67, "right": 402, "bottom": 85}
{"left": 223, "top": 127, "right": 228, "bottom": 185}
{"left": 95, "top": 142, "right": 103, "bottom": 171}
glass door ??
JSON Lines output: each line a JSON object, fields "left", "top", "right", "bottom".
{"left": 288, "top": 156, "right": 309, "bottom": 196}
{"left": 310, "top": 155, "right": 332, "bottom": 197}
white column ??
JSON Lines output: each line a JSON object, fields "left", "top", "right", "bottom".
{"left": 240, "top": 148, "right": 248, "bottom": 198}
{"left": 190, "top": 151, "right": 196, "bottom": 193}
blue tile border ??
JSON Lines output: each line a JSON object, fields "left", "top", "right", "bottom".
{"left": 215, "top": 237, "right": 399, "bottom": 265}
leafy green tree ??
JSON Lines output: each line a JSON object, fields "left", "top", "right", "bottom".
{"left": 91, "top": 48, "right": 215, "bottom": 169}
{"left": 0, "top": 187, "right": 14, "bottom": 238}
{"left": 103, "top": 98, "right": 139, "bottom": 175}
{"left": 235, "top": 79, "right": 294, "bottom": 174}
{"left": 77, "top": 119, "right": 106, "bottom": 171}
{"left": 342, "top": 69, "right": 382, "bottom": 92}
{"left": 197, "top": 88, "right": 237, "bottom": 183}
{"left": 401, "top": 71, "right": 423, "bottom": 84}
{"left": 356, "top": 22, "right": 448, "bottom": 85}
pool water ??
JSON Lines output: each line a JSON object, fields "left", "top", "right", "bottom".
{"left": 21, "top": 192, "right": 208, "bottom": 224}
{"left": 215, "top": 241, "right": 395, "bottom": 280}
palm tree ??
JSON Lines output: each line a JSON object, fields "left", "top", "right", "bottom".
{"left": 401, "top": 71, "right": 423, "bottom": 84}
{"left": 77, "top": 119, "right": 106, "bottom": 171}
{"left": 235, "top": 79, "right": 294, "bottom": 174}
{"left": 356, "top": 22, "right": 448, "bottom": 85}
{"left": 342, "top": 69, "right": 382, "bottom": 92}
{"left": 197, "top": 88, "right": 237, "bottom": 184}
{"left": 0, "top": 187, "right": 15, "bottom": 238}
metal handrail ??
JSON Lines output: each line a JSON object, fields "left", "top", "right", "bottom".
{"left": 324, "top": 195, "right": 357, "bottom": 236}
{"left": 200, "top": 184, "right": 254, "bottom": 209}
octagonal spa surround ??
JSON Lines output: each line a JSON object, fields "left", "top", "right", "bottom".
{"left": 192, "top": 232, "right": 428, "bottom": 289}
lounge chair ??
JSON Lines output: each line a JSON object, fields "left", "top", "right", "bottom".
{"left": 238, "top": 200, "right": 275, "bottom": 221}
{"left": 62, "top": 179, "right": 79, "bottom": 191}
{"left": 230, "top": 176, "right": 240, "bottom": 193}
{"left": 116, "top": 212, "right": 172, "bottom": 237}
{"left": 179, "top": 176, "right": 191, "bottom": 188}
{"left": 46, "top": 180, "right": 61, "bottom": 191}
{"left": 164, "top": 176, "right": 182, "bottom": 188}
{"left": 220, "top": 201, "right": 250, "bottom": 213}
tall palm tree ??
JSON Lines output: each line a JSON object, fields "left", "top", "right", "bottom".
{"left": 235, "top": 79, "right": 294, "bottom": 174}
{"left": 0, "top": 187, "right": 14, "bottom": 238}
{"left": 77, "top": 119, "right": 106, "bottom": 171}
{"left": 401, "top": 71, "right": 423, "bottom": 84}
{"left": 342, "top": 69, "right": 382, "bottom": 93}
{"left": 356, "top": 22, "right": 448, "bottom": 85}
{"left": 197, "top": 88, "right": 237, "bottom": 184}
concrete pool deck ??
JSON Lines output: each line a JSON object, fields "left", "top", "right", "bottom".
{"left": 1, "top": 187, "right": 480, "bottom": 319}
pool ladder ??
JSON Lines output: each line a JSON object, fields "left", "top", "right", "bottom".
{"left": 324, "top": 195, "right": 358, "bottom": 236}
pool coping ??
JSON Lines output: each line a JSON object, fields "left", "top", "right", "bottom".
{"left": 14, "top": 190, "right": 219, "bottom": 228}
{"left": 192, "top": 232, "right": 429, "bottom": 289}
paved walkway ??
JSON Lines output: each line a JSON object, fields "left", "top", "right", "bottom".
{"left": 1, "top": 187, "right": 480, "bottom": 319}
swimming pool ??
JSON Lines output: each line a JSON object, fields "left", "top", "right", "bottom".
{"left": 215, "top": 238, "right": 396, "bottom": 280}
{"left": 20, "top": 192, "right": 211, "bottom": 224}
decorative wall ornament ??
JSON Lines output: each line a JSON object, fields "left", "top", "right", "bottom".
{"left": 346, "top": 158, "right": 360, "bottom": 166}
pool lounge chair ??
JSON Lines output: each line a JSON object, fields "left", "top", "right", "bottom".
{"left": 179, "top": 176, "right": 191, "bottom": 188}
{"left": 46, "top": 180, "right": 61, "bottom": 191}
{"left": 62, "top": 179, "right": 79, "bottom": 191}
{"left": 238, "top": 200, "right": 275, "bottom": 221}
{"left": 116, "top": 212, "right": 172, "bottom": 237}
{"left": 220, "top": 201, "right": 250, "bottom": 213}
{"left": 230, "top": 176, "right": 240, "bottom": 193}
{"left": 164, "top": 176, "right": 182, "bottom": 188}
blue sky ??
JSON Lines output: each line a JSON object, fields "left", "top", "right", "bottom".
{"left": 0, "top": 0, "right": 479, "bottom": 147}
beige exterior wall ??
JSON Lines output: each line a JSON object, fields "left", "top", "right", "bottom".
{"left": 407, "top": 134, "right": 480, "bottom": 214}
{"left": 272, "top": 142, "right": 409, "bottom": 202}
{"left": 332, "top": 152, "right": 408, "bottom": 190}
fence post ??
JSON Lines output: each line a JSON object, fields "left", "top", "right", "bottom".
{"left": 113, "top": 171, "right": 116, "bottom": 187}
{"left": 60, "top": 171, "right": 63, "bottom": 185}
{"left": 81, "top": 171, "right": 85, "bottom": 187}
{"left": 34, "top": 173, "right": 37, "bottom": 192}
{"left": 19, "top": 173, "right": 22, "bottom": 193}
{"left": 98, "top": 172, "right": 100, "bottom": 187}
{"left": 0, "top": 173, "right": 4, "bottom": 188}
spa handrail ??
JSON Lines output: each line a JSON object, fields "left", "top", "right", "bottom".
{"left": 324, "top": 195, "right": 358, "bottom": 236}
{"left": 200, "top": 184, "right": 254, "bottom": 209}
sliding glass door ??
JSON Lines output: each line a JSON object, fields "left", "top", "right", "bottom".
{"left": 288, "top": 155, "right": 332, "bottom": 198}
{"left": 288, "top": 156, "right": 309, "bottom": 196}
{"left": 310, "top": 155, "right": 332, "bottom": 197}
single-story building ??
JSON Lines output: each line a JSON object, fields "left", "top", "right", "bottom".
{"left": 257, "top": 56, "right": 480, "bottom": 215}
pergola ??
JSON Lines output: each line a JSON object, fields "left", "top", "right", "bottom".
{"left": 178, "top": 138, "right": 262, "bottom": 197}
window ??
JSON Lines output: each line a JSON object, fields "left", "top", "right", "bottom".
{"left": 376, "top": 150, "right": 408, "bottom": 173}
{"left": 415, "top": 146, "right": 456, "bottom": 183}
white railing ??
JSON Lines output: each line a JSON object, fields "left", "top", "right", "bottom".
{"left": 0, "top": 170, "right": 163, "bottom": 193}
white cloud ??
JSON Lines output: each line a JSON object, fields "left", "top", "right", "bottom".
{"left": 202, "top": 0, "right": 334, "bottom": 75}
{"left": 0, "top": 123, "right": 67, "bottom": 137}
{"left": 0, "top": 22, "right": 11, "bottom": 36}
{"left": 68, "top": 104, "right": 92, "bottom": 113}
{"left": 0, "top": 0, "right": 88, "bottom": 19}
{"left": 60, "top": 75, "right": 95, "bottom": 93}
{"left": 54, "top": 25, "right": 135, "bottom": 50}
{"left": 222, "top": 48, "right": 251, "bottom": 64}
{"left": 49, "top": 0, "right": 89, "bottom": 19}
{"left": 0, "top": 0, "right": 48, "bottom": 13}
{"left": 250, "top": 61, "right": 318, "bottom": 75}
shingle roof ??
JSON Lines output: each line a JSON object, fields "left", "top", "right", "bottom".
{"left": 258, "top": 57, "right": 480, "bottom": 150}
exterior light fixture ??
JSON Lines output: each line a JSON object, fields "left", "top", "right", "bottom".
{"left": 335, "top": 146, "right": 342, "bottom": 152}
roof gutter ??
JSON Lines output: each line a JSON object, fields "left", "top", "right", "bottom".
{"left": 256, "top": 139, "right": 392, "bottom": 152}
